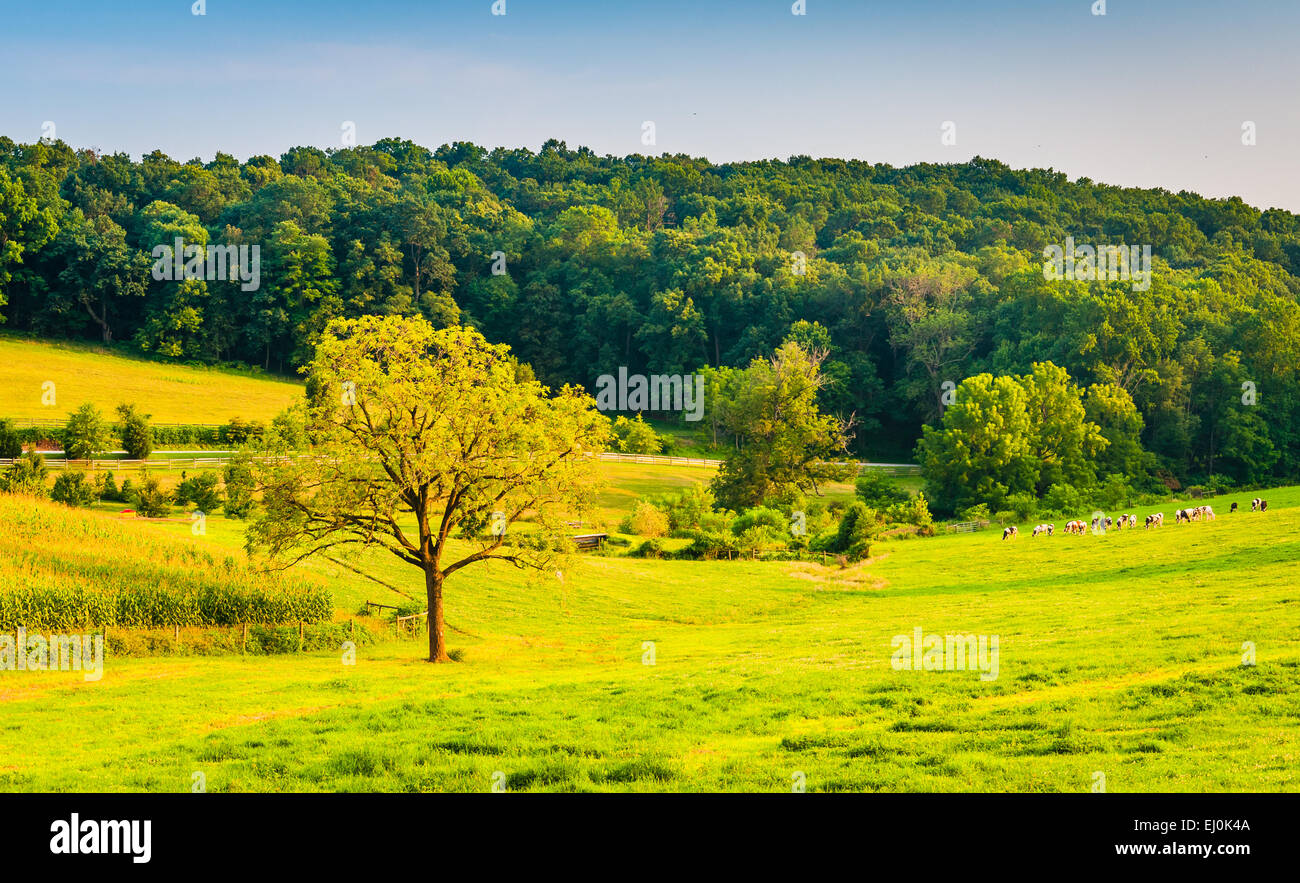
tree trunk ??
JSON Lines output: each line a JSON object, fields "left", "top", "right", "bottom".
{"left": 425, "top": 566, "right": 451, "bottom": 662}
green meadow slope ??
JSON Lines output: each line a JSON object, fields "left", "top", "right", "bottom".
{"left": 0, "top": 335, "right": 302, "bottom": 423}
{"left": 0, "top": 480, "right": 1295, "bottom": 792}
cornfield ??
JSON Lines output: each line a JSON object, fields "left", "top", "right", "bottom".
{"left": 0, "top": 495, "right": 331, "bottom": 631}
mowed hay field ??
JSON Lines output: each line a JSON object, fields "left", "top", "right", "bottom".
{"left": 0, "top": 475, "right": 1296, "bottom": 793}
{"left": 0, "top": 336, "right": 302, "bottom": 423}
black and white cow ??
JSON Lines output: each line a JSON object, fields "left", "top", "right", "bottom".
{"left": 1230, "top": 502, "right": 1238, "bottom": 513}
{"left": 1252, "top": 498, "right": 1268, "bottom": 512}
{"left": 1146, "top": 512, "right": 1164, "bottom": 529}
{"left": 1175, "top": 508, "right": 1192, "bottom": 524}
{"left": 1002, "top": 525, "right": 1019, "bottom": 540}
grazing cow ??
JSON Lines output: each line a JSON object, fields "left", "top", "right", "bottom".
{"left": 1105, "top": 516, "right": 1113, "bottom": 529}
{"left": 1069, "top": 519, "right": 1087, "bottom": 535}
{"left": 1002, "top": 525, "right": 1019, "bottom": 540}
{"left": 1230, "top": 502, "right": 1238, "bottom": 513}
{"left": 1032, "top": 524, "right": 1047, "bottom": 537}
{"left": 1252, "top": 498, "right": 1268, "bottom": 512}
{"left": 1122, "top": 514, "right": 1136, "bottom": 529}
{"left": 1175, "top": 508, "right": 1191, "bottom": 524}
{"left": 1262, "top": 500, "right": 1269, "bottom": 512}
{"left": 1202, "top": 505, "right": 1215, "bottom": 521}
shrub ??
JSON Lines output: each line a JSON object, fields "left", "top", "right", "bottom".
{"left": 51, "top": 472, "right": 96, "bottom": 507}
{"left": 679, "top": 529, "right": 739, "bottom": 559}
{"left": 730, "top": 506, "right": 787, "bottom": 536}
{"left": 630, "top": 537, "right": 664, "bottom": 558}
{"left": 646, "top": 483, "right": 715, "bottom": 533}
{"left": 94, "top": 470, "right": 120, "bottom": 502}
{"left": 1041, "top": 483, "right": 1085, "bottom": 517}
{"left": 855, "top": 470, "right": 910, "bottom": 507}
{"left": 737, "top": 524, "right": 788, "bottom": 555}
{"left": 1005, "top": 492, "right": 1038, "bottom": 522}
{"left": 220, "top": 417, "right": 266, "bottom": 445}
{"left": 621, "top": 500, "right": 669, "bottom": 537}
{"left": 612, "top": 414, "right": 664, "bottom": 454}
{"left": 175, "top": 471, "right": 223, "bottom": 513}
{"left": 0, "top": 452, "right": 48, "bottom": 496}
{"left": 831, "top": 501, "right": 883, "bottom": 561}
{"left": 1096, "top": 473, "right": 1135, "bottom": 509}
{"left": 131, "top": 472, "right": 172, "bottom": 517}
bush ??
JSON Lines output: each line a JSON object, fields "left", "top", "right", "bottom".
{"left": 630, "top": 538, "right": 664, "bottom": 558}
{"left": 1005, "top": 492, "right": 1038, "bottom": 522}
{"left": 1096, "top": 473, "right": 1135, "bottom": 509}
{"left": 612, "top": 414, "right": 664, "bottom": 455}
{"left": 730, "top": 506, "right": 787, "bottom": 536}
{"left": 175, "top": 471, "right": 223, "bottom": 513}
{"left": 1041, "top": 483, "right": 1085, "bottom": 517}
{"left": 220, "top": 417, "right": 266, "bottom": 445}
{"left": 131, "top": 472, "right": 172, "bottom": 518}
{"left": 621, "top": 500, "right": 669, "bottom": 537}
{"left": 51, "top": 472, "right": 97, "bottom": 507}
{"left": 94, "top": 470, "right": 120, "bottom": 502}
{"left": 679, "top": 529, "right": 739, "bottom": 559}
{"left": 645, "top": 483, "right": 716, "bottom": 533}
{"left": 830, "top": 501, "right": 883, "bottom": 560}
{"left": 855, "top": 470, "right": 910, "bottom": 507}
{"left": 0, "top": 452, "right": 48, "bottom": 496}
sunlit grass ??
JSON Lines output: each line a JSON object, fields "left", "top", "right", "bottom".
{"left": 1, "top": 481, "right": 1295, "bottom": 792}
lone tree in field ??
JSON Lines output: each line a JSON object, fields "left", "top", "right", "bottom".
{"left": 247, "top": 315, "right": 608, "bottom": 662}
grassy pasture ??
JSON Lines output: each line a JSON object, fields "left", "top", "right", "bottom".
{"left": 0, "top": 478, "right": 1295, "bottom": 792}
{"left": 0, "top": 335, "right": 302, "bottom": 423}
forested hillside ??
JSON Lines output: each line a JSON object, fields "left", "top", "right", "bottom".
{"left": 2, "top": 136, "right": 1298, "bottom": 485}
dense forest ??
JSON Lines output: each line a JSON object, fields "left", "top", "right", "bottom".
{"left": 2, "top": 135, "right": 1298, "bottom": 490}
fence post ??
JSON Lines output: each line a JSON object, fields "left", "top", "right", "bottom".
{"left": 241, "top": 622, "right": 248, "bottom": 652}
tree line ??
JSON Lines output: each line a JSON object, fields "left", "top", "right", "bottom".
{"left": 2, "top": 135, "right": 1299, "bottom": 490}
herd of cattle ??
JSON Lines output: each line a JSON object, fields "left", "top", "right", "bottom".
{"left": 1002, "top": 498, "right": 1270, "bottom": 540}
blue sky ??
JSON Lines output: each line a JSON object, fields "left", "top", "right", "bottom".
{"left": 3, "top": 0, "right": 1299, "bottom": 210}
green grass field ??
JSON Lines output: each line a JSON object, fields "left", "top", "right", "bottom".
{"left": 1, "top": 471, "right": 1295, "bottom": 792}
{"left": 0, "top": 335, "right": 302, "bottom": 423}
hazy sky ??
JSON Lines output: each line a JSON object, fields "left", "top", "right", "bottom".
{"left": 3, "top": 0, "right": 1299, "bottom": 210}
